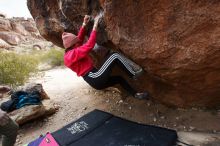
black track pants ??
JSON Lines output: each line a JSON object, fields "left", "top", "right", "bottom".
{"left": 83, "top": 52, "right": 137, "bottom": 96}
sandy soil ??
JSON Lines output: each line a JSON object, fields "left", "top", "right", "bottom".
{"left": 16, "top": 67, "right": 220, "bottom": 145}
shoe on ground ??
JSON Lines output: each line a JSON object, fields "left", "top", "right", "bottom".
{"left": 134, "top": 92, "right": 149, "bottom": 100}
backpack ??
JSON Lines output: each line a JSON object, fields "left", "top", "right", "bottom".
{"left": 1, "top": 91, "right": 41, "bottom": 112}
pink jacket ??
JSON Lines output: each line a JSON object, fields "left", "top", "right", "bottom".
{"left": 64, "top": 27, "right": 97, "bottom": 76}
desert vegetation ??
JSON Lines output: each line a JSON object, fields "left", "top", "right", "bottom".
{"left": 0, "top": 48, "right": 64, "bottom": 87}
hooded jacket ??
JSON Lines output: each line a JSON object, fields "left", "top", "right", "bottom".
{"left": 64, "top": 27, "right": 97, "bottom": 76}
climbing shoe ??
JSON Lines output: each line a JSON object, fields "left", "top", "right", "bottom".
{"left": 134, "top": 92, "right": 149, "bottom": 100}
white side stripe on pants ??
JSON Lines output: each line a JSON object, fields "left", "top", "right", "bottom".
{"left": 88, "top": 53, "right": 135, "bottom": 78}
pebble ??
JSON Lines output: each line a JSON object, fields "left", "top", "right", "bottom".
{"left": 18, "top": 134, "right": 23, "bottom": 138}
{"left": 119, "top": 100, "right": 123, "bottom": 103}
{"left": 83, "top": 107, "right": 87, "bottom": 110}
{"left": 18, "top": 141, "right": 22, "bottom": 145}
{"left": 43, "top": 119, "right": 48, "bottom": 122}
{"left": 192, "top": 107, "right": 198, "bottom": 110}
{"left": 149, "top": 113, "right": 154, "bottom": 117}
{"left": 153, "top": 117, "right": 157, "bottom": 122}
{"left": 39, "top": 123, "right": 43, "bottom": 127}
{"left": 129, "top": 106, "right": 132, "bottom": 110}
{"left": 84, "top": 89, "right": 90, "bottom": 94}
{"left": 106, "top": 99, "right": 109, "bottom": 103}
{"left": 177, "top": 108, "right": 187, "bottom": 111}
{"left": 176, "top": 117, "right": 179, "bottom": 120}
{"left": 189, "top": 126, "right": 195, "bottom": 130}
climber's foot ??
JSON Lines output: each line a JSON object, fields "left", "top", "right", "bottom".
{"left": 134, "top": 92, "right": 149, "bottom": 100}
{"left": 132, "top": 68, "right": 144, "bottom": 79}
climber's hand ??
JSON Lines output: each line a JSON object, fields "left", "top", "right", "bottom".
{"left": 93, "top": 15, "right": 101, "bottom": 30}
{"left": 83, "top": 15, "right": 90, "bottom": 26}
{"left": 94, "top": 14, "right": 101, "bottom": 23}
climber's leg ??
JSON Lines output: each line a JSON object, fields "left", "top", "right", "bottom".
{"left": 83, "top": 52, "right": 149, "bottom": 99}
{"left": 88, "top": 52, "right": 136, "bottom": 78}
{"left": 93, "top": 45, "right": 143, "bottom": 78}
{"left": 118, "top": 53, "right": 144, "bottom": 78}
{"left": 102, "top": 76, "right": 137, "bottom": 96}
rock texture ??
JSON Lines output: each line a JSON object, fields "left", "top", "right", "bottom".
{"left": 0, "top": 17, "right": 40, "bottom": 45}
{"left": 0, "top": 15, "right": 53, "bottom": 51}
{"left": 20, "top": 83, "right": 50, "bottom": 100}
{"left": 27, "top": 0, "right": 220, "bottom": 107}
{"left": 9, "top": 99, "right": 57, "bottom": 125}
{"left": 0, "top": 85, "right": 11, "bottom": 98}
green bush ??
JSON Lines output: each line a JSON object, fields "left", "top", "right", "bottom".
{"left": 0, "top": 48, "right": 64, "bottom": 87}
{"left": 40, "top": 48, "right": 64, "bottom": 67}
{"left": 0, "top": 52, "right": 39, "bottom": 87}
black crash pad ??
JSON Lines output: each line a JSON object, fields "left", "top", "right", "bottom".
{"left": 52, "top": 109, "right": 177, "bottom": 146}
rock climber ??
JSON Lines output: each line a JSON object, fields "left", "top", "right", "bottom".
{"left": 62, "top": 15, "right": 149, "bottom": 99}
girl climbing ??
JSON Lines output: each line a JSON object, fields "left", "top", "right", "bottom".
{"left": 62, "top": 15, "right": 148, "bottom": 99}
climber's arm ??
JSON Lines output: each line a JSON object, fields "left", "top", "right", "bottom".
{"left": 77, "top": 15, "right": 90, "bottom": 45}
{"left": 76, "top": 15, "right": 100, "bottom": 54}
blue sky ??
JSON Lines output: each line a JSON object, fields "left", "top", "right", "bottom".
{"left": 0, "top": 0, "right": 32, "bottom": 18}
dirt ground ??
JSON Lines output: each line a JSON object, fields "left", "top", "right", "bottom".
{"left": 16, "top": 67, "right": 220, "bottom": 145}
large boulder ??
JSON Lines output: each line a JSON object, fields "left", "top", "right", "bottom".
{"left": 21, "top": 20, "right": 38, "bottom": 33}
{"left": 11, "top": 21, "right": 29, "bottom": 36}
{"left": 0, "top": 18, "right": 12, "bottom": 31}
{"left": 27, "top": 0, "right": 220, "bottom": 107}
{"left": 20, "top": 83, "right": 50, "bottom": 100}
{"left": 0, "top": 13, "right": 6, "bottom": 18}
{"left": 0, "top": 85, "right": 11, "bottom": 98}
{"left": 0, "top": 16, "right": 48, "bottom": 50}
{"left": 0, "top": 85, "right": 11, "bottom": 94}
{"left": 0, "top": 32, "right": 23, "bottom": 45}
{"left": 0, "top": 39, "right": 11, "bottom": 49}
{"left": 9, "top": 99, "right": 57, "bottom": 125}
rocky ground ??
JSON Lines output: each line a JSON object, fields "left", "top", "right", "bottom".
{"left": 12, "top": 67, "right": 220, "bottom": 146}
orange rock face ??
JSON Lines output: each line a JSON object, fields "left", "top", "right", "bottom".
{"left": 27, "top": 0, "right": 220, "bottom": 107}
